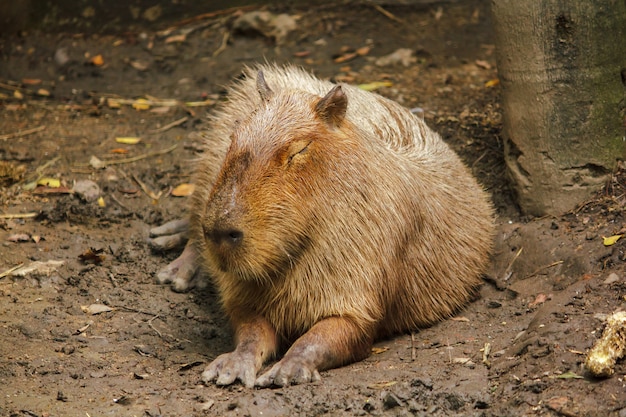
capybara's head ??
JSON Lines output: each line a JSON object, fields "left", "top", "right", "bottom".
{"left": 201, "top": 72, "right": 354, "bottom": 282}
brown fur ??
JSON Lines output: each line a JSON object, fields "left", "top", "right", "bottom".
{"left": 184, "top": 64, "right": 494, "bottom": 386}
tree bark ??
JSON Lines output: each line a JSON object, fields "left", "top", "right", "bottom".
{"left": 491, "top": 0, "right": 626, "bottom": 216}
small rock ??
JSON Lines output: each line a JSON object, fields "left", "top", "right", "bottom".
{"left": 90, "top": 370, "right": 107, "bottom": 378}
{"left": 54, "top": 47, "right": 70, "bottom": 66}
{"left": 382, "top": 391, "right": 404, "bottom": 409}
{"left": 73, "top": 179, "right": 101, "bottom": 202}
{"left": 604, "top": 272, "right": 620, "bottom": 284}
{"left": 233, "top": 11, "right": 296, "bottom": 45}
{"left": 142, "top": 5, "right": 162, "bottom": 22}
{"left": 375, "top": 48, "right": 416, "bottom": 67}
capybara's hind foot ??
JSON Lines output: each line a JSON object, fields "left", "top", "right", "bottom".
{"left": 148, "top": 219, "right": 189, "bottom": 251}
{"left": 155, "top": 243, "right": 199, "bottom": 292}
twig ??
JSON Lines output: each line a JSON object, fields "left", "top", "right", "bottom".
{"left": 0, "top": 263, "right": 24, "bottom": 279}
{"left": 0, "top": 212, "right": 38, "bottom": 219}
{"left": 213, "top": 31, "right": 230, "bottom": 57}
{"left": 109, "top": 193, "right": 130, "bottom": 211}
{"left": 410, "top": 333, "right": 416, "bottom": 361}
{"left": 147, "top": 315, "right": 163, "bottom": 338}
{"left": 77, "top": 143, "right": 178, "bottom": 167}
{"left": 370, "top": 4, "right": 406, "bottom": 24}
{"left": 29, "top": 156, "right": 61, "bottom": 180}
{"left": 503, "top": 247, "right": 523, "bottom": 281}
{"left": 159, "top": 5, "right": 258, "bottom": 34}
{"left": 108, "top": 273, "right": 118, "bottom": 288}
{"left": 525, "top": 260, "right": 564, "bottom": 279}
{"left": 0, "top": 81, "right": 31, "bottom": 94}
{"left": 149, "top": 116, "right": 189, "bottom": 134}
{"left": 111, "top": 304, "right": 159, "bottom": 316}
{"left": 0, "top": 125, "right": 46, "bottom": 141}
{"left": 133, "top": 173, "right": 162, "bottom": 200}
{"left": 482, "top": 342, "right": 491, "bottom": 368}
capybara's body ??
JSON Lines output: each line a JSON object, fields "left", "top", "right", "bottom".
{"left": 157, "top": 64, "right": 494, "bottom": 387}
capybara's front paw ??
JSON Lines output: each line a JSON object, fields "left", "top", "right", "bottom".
{"left": 202, "top": 351, "right": 258, "bottom": 388}
{"left": 255, "top": 357, "right": 321, "bottom": 388}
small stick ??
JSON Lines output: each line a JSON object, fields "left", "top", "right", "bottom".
{"left": 109, "top": 193, "right": 130, "bottom": 211}
{"left": 371, "top": 4, "right": 405, "bottom": 24}
{"left": 0, "top": 263, "right": 24, "bottom": 279}
{"left": 159, "top": 5, "right": 258, "bottom": 33}
{"left": 149, "top": 116, "right": 188, "bottom": 134}
{"left": 147, "top": 315, "right": 163, "bottom": 338}
{"left": 525, "top": 260, "right": 564, "bottom": 279}
{"left": 503, "top": 247, "right": 523, "bottom": 281}
{"left": 213, "top": 31, "right": 230, "bottom": 57}
{"left": 0, "top": 212, "right": 38, "bottom": 219}
{"left": 0, "top": 125, "right": 46, "bottom": 141}
{"left": 133, "top": 173, "right": 162, "bottom": 200}
{"left": 410, "top": 333, "right": 416, "bottom": 361}
{"left": 77, "top": 143, "right": 178, "bottom": 167}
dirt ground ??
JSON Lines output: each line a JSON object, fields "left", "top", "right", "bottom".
{"left": 1, "top": 1, "right": 626, "bottom": 416}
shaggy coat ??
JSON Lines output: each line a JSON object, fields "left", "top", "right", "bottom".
{"left": 187, "top": 64, "right": 494, "bottom": 386}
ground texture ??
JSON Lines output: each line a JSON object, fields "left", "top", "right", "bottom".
{"left": 1, "top": 1, "right": 626, "bottom": 416}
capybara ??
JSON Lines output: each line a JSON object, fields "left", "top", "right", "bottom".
{"left": 150, "top": 64, "right": 495, "bottom": 388}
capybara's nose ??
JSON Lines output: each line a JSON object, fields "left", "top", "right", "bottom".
{"left": 207, "top": 227, "right": 244, "bottom": 247}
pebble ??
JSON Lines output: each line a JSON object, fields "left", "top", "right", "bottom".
{"left": 604, "top": 273, "right": 620, "bottom": 284}
{"left": 73, "top": 179, "right": 101, "bottom": 202}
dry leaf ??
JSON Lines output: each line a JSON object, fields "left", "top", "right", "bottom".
{"left": 185, "top": 100, "right": 215, "bottom": 107}
{"left": 554, "top": 371, "right": 583, "bottom": 379}
{"left": 111, "top": 148, "right": 129, "bottom": 154}
{"left": 130, "top": 60, "right": 149, "bottom": 71}
{"left": 165, "top": 34, "right": 187, "bottom": 44}
{"left": 37, "top": 89, "right": 50, "bottom": 96}
{"left": 334, "top": 52, "right": 358, "bottom": 63}
{"left": 367, "top": 381, "right": 397, "bottom": 389}
{"left": 356, "top": 46, "right": 371, "bottom": 56}
{"left": 97, "top": 196, "right": 105, "bottom": 207}
{"left": 37, "top": 177, "right": 61, "bottom": 188}
{"left": 81, "top": 304, "right": 113, "bottom": 315}
{"left": 107, "top": 98, "right": 121, "bottom": 109}
{"left": 91, "top": 54, "right": 104, "bottom": 66}
{"left": 13, "top": 90, "right": 24, "bottom": 99}
{"left": 7, "top": 233, "right": 31, "bottom": 242}
{"left": 132, "top": 99, "right": 150, "bottom": 110}
{"left": 22, "top": 78, "right": 42, "bottom": 85}
{"left": 171, "top": 183, "right": 195, "bottom": 197}
{"left": 90, "top": 155, "right": 106, "bottom": 169}
{"left": 79, "top": 247, "right": 106, "bottom": 264}
{"left": 451, "top": 316, "right": 470, "bottom": 322}
{"left": 603, "top": 235, "right": 622, "bottom": 246}
{"left": 115, "top": 137, "right": 142, "bottom": 145}
{"left": 485, "top": 79, "right": 500, "bottom": 88}
{"left": 475, "top": 59, "right": 491, "bottom": 69}
{"left": 528, "top": 293, "right": 548, "bottom": 308}
{"left": 371, "top": 347, "right": 389, "bottom": 354}
{"left": 358, "top": 81, "right": 393, "bottom": 91}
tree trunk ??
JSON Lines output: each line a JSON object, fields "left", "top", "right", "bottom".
{"left": 491, "top": 0, "right": 626, "bottom": 216}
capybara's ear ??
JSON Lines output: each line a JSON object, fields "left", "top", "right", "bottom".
{"left": 257, "top": 71, "right": 274, "bottom": 102}
{"left": 314, "top": 85, "right": 347, "bottom": 128}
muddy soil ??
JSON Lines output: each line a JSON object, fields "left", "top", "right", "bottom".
{"left": 1, "top": 1, "right": 625, "bottom": 416}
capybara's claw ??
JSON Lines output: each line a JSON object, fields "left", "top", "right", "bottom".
{"left": 202, "top": 352, "right": 257, "bottom": 388}
{"left": 255, "top": 358, "right": 321, "bottom": 388}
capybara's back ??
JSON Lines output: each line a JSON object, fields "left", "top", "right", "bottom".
{"left": 183, "top": 64, "right": 495, "bottom": 387}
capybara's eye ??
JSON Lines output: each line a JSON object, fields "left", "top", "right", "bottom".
{"left": 286, "top": 140, "right": 311, "bottom": 165}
